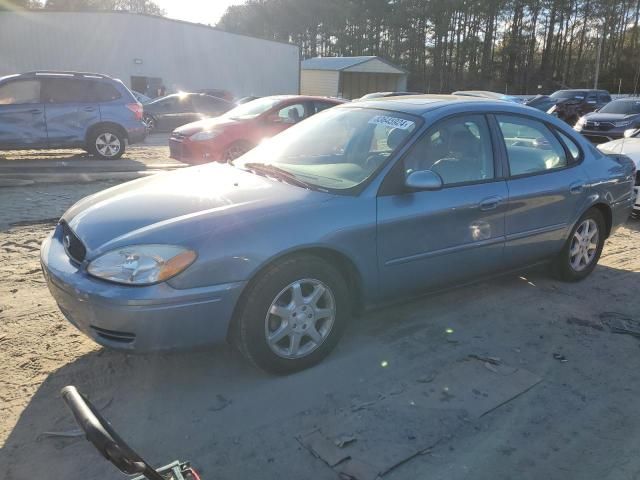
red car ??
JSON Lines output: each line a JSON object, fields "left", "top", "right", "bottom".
{"left": 169, "top": 95, "right": 346, "bottom": 163}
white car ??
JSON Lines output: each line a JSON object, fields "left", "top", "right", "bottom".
{"left": 598, "top": 129, "right": 640, "bottom": 215}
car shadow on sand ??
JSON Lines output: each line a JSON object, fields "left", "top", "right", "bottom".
{"left": 2, "top": 261, "right": 640, "bottom": 480}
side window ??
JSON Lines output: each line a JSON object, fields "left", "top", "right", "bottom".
{"left": 193, "top": 96, "right": 229, "bottom": 113}
{"left": 585, "top": 92, "right": 598, "bottom": 104}
{"left": 0, "top": 80, "right": 41, "bottom": 105}
{"left": 403, "top": 115, "right": 494, "bottom": 185}
{"left": 555, "top": 130, "right": 581, "bottom": 163}
{"left": 42, "top": 78, "right": 89, "bottom": 103}
{"left": 497, "top": 115, "right": 568, "bottom": 176}
{"left": 312, "top": 101, "right": 335, "bottom": 114}
{"left": 277, "top": 103, "right": 306, "bottom": 124}
{"left": 599, "top": 93, "right": 611, "bottom": 104}
{"left": 86, "top": 81, "right": 121, "bottom": 102}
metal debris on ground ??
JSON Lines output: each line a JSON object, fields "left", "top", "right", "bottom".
{"left": 468, "top": 354, "right": 501, "bottom": 365}
{"left": 553, "top": 353, "right": 568, "bottom": 363}
{"left": 334, "top": 435, "right": 357, "bottom": 448}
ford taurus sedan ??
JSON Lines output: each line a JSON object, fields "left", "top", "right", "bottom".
{"left": 41, "top": 96, "right": 636, "bottom": 373}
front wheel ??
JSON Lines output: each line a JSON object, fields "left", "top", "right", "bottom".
{"left": 88, "top": 128, "right": 125, "bottom": 159}
{"left": 233, "top": 255, "right": 349, "bottom": 374}
{"left": 143, "top": 114, "right": 156, "bottom": 132}
{"left": 223, "top": 141, "right": 253, "bottom": 163}
{"left": 553, "top": 208, "right": 605, "bottom": 281}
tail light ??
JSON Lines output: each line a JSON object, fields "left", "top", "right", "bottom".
{"left": 126, "top": 102, "right": 143, "bottom": 121}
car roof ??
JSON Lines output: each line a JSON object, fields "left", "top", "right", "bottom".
{"left": 337, "top": 94, "right": 576, "bottom": 124}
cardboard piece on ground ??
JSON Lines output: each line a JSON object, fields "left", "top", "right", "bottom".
{"left": 298, "top": 429, "right": 351, "bottom": 467}
{"left": 298, "top": 360, "right": 542, "bottom": 480}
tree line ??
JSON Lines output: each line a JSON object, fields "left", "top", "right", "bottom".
{"left": 218, "top": 0, "right": 640, "bottom": 95}
{"left": 2, "top": 0, "right": 164, "bottom": 16}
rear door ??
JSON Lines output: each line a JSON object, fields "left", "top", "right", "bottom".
{"left": 377, "top": 114, "right": 508, "bottom": 299}
{"left": 0, "top": 78, "right": 47, "bottom": 148}
{"left": 495, "top": 114, "right": 589, "bottom": 267}
{"left": 41, "top": 77, "right": 100, "bottom": 147}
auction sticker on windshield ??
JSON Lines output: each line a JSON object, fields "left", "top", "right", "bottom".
{"left": 368, "top": 115, "right": 415, "bottom": 130}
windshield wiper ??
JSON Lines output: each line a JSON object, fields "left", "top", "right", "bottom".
{"left": 242, "top": 162, "right": 324, "bottom": 191}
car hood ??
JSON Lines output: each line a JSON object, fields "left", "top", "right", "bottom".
{"left": 62, "top": 163, "right": 330, "bottom": 254}
{"left": 174, "top": 116, "right": 244, "bottom": 135}
{"left": 584, "top": 112, "right": 639, "bottom": 122}
{"left": 598, "top": 138, "right": 640, "bottom": 168}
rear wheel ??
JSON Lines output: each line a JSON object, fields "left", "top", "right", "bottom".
{"left": 143, "top": 114, "right": 156, "bottom": 132}
{"left": 88, "top": 128, "right": 125, "bottom": 160}
{"left": 233, "top": 255, "right": 349, "bottom": 374}
{"left": 553, "top": 208, "right": 605, "bottom": 281}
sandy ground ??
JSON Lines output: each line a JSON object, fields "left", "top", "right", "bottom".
{"left": 1, "top": 175, "right": 640, "bottom": 479}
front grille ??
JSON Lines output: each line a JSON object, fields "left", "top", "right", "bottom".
{"left": 91, "top": 326, "right": 136, "bottom": 344}
{"left": 585, "top": 121, "right": 614, "bottom": 131}
{"left": 60, "top": 221, "right": 86, "bottom": 264}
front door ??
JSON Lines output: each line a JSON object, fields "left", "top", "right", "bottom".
{"left": 494, "top": 114, "right": 590, "bottom": 267}
{"left": 0, "top": 78, "right": 47, "bottom": 148}
{"left": 377, "top": 114, "right": 508, "bottom": 300}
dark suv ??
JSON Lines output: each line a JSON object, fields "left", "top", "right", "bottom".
{"left": 0, "top": 71, "right": 146, "bottom": 159}
{"left": 526, "top": 89, "right": 611, "bottom": 124}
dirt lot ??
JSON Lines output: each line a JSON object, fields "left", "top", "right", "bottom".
{"left": 1, "top": 169, "right": 640, "bottom": 479}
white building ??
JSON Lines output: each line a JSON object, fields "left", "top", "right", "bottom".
{"left": 0, "top": 11, "right": 300, "bottom": 98}
{"left": 301, "top": 56, "right": 408, "bottom": 99}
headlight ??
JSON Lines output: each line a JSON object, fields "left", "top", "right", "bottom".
{"left": 87, "top": 245, "right": 196, "bottom": 285}
{"left": 613, "top": 120, "right": 632, "bottom": 128}
{"left": 190, "top": 130, "right": 221, "bottom": 141}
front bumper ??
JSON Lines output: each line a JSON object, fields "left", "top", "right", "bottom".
{"left": 169, "top": 135, "right": 224, "bottom": 164}
{"left": 574, "top": 127, "right": 625, "bottom": 144}
{"left": 40, "top": 226, "right": 245, "bottom": 352}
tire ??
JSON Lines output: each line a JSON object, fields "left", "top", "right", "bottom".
{"left": 143, "top": 114, "right": 156, "bottom": 132}
{"left": 223, "top": 141, "right": 253, "bottom": 163}
{"left": 552, "top": 208, "right": 606, "bottom": 281}
{"left": 88, "top": 127, "right": 125, "bottom": 160}
{"left": 233, "top": 255, "right": 349, "bottom": 374}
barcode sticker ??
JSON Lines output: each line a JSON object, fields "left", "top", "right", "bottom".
{"left": 368, "top": 115, "right": 415, "bottom": 130}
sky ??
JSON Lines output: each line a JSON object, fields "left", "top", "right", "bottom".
{"left": 155, "top": 0, "right": 247, "bottom": 26}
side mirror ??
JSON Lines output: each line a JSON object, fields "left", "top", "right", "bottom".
{"left": 624, "top": 128, "right": 640, "bottom": 138}
{"left": 405, "top": 170, "right": 443, "bottom": 191}
{"left": 266, "top": 113, "right": 283, "bottom": 123}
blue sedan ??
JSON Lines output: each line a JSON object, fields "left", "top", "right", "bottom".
{"left": 41, "top": 96, "right": 636, "bottom": 373}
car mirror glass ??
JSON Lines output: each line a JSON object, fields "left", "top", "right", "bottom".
{"left": 405, "top": 170, "right": 443, "bottom": 191}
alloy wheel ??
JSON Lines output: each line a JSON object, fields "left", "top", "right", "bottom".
{"left": 569, "top": 218, "right": 599, "bottom": 271}
{"left": 95, "top": 132, "right": 121, "bottom": 158}
{"left": 264, "top": 279, "right": 336, "bottom": 359}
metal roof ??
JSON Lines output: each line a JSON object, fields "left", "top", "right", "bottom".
{"left": 301, "top": 56, "right": 407, "bottom": 73}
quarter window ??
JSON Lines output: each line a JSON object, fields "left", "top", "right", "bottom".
{"left": 0, "top": 80, "right": 41, "bottom": 105}
{"left": 403, "top": 115, "right": 494, "bottom": 185}
{"left": 556, "top": 130, "right": 581, "bottom": 163}
{"left": 497, "top": 115, "right": 568, "bottom": 176}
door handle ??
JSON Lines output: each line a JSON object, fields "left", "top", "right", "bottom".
{"left": 83, "top": 107, "right": 97, "bottom": 112}
{"left": 569, "top": 182, "right": 584, "bottom": 194}
{"left": 28, "top": 108, "right": 42, "bottom": 114}
{"left": 479, "top": 196, "right": 503, "bottom": 211}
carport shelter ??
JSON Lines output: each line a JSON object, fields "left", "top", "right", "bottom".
{"left": 300, "top": 56, "right": 408, "bottom": 99}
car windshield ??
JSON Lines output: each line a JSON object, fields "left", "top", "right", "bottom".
{"left": 550, "top": 90, "right": 587, "bottom": 100}
{"left": 223, "top": 96, "right": 282, "bottom": 120}
{"left": 599, "top": 100, "right": 640, "bottom": 114}
{"left": 234, "top": 107, "right": 419, "bottom": 191}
